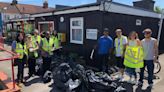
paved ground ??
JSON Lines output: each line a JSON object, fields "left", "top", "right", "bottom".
{"left": 0, "top": 44, "right": 164, "bottom": 92}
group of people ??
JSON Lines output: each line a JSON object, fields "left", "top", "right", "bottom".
{"left": 11, "top": 27, "right": 158, "bottom": 88}
{"left": 96, "top": 28, "right": 158, "bottom": 88}
{"left": 11, "top": 29, "right": 60, "bottom": 86}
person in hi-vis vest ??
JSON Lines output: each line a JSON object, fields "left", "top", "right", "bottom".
{"left": 124, "top": 31, "right": 144, "bottom": 84}
{"left": 114, "top": 28, "right": 127, "bottom": 81}
{"left": 40, "top": 31, "right": 54, "bottom": 77}
{"left": 12, "top": 32, "right": 26, "bottom": 85}
{"left": 26, "top": 34, "right": 39, "bottom": 78}
{"left": 51, "top": 30, "right": 61, "bottom": 56}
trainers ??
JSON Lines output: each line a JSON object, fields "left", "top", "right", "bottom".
{"left": 131, "top": 80, "right": 137, "bottom": 85}
{"left": 127, "top": 78, "right": 137, "bottom": 85}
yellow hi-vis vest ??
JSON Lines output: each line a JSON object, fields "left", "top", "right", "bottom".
{"left": 124, "top": 46, "right": 144, "bottom": 68}
{"left": 42, "top": 37, "right": 54, "bottom": 55}
{"left": 15, "top": 43, "right": 24, "bottom": 59}
{"left": 36, "top": 35, "right": 41, "bottom": 44}
{"left": 115, "top": 36, "right": 126, "bottom": 55}
{"left": 30, "top": 41, "right": 38, "bottom": 58}
{"left": 54, "top": 36, "right": 59, "bottom": 48}
{"left": 32, "top": 35, "right": 41, "bottom": 44}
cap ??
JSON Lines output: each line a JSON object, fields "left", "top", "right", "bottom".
{"left": 26, "top": 34, "right": 32, "bottom": 38}
{"left": 34, "top": 29, "right": 39, "bottom": 33}
{"left": 104, "top": 28, "right": 109, "bottom": 32}
{"left": 143, "top": 28, "right": 152, "bottom": 33}
{"left": 115, "top": 29, "right": 122, "bottom": 32}
{"left": 45, "top": 31, "right": 50, "bottom": 35}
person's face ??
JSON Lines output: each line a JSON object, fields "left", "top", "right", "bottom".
{"left": 18, "top": 33, "right": 23, "bottom": 41}
{"left": 103, "top": 31, "right": 109, "bottom": 36}
{"left": 46, "top": 33, "right": 50, "bottom": 38}
{"left": 34, "top": 32, "right": 38, "bottom": 36}
{"left": 54, "top": 31, "right": 57, "bottom": 35}
{"left": 130, "top": 33, "right": 136, "bottom": 40}
{"left": 116, "top": 30, "right": 122, "bottom": 37}
{"left": 144, "top": 31, "right": 152, "bottom": 38}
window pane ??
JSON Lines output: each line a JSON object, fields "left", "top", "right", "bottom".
{"left": 40, "top": 24, "right": 49, "bottom": 32}
{"left": 72, "top": 29, "right": 82, "bottom": 41}
{"left": 72, "top": 20, "right": 81, "bottom": 26}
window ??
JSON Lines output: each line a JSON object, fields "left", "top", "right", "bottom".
{"left": 38, "top": 21, "right": 54, "bottom": 32}
{"left": 70, "top": 17, "right": 84, "bottom": 44}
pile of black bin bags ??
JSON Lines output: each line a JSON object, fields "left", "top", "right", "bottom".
{"left": 42, "top": 58, "right": 127, "bottom": 92}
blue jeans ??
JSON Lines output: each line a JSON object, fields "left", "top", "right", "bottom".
{"left": 139, "top": 60, "right": 154, "bottom": 84}
{"left": 126, "top": 67, "right": 137, "bottom": 79}
{"left": 97, "top": 54, "right": 109, "bottom": 72}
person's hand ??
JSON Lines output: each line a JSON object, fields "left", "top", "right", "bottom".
{"left": 17, "top": 53, "right": 20, "bottom": 56}
{"left": 153, "top": 56, "right": 158, "bottom": 63}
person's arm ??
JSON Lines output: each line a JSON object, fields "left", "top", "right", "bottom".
{"left": 154, "top": 39, "right": 159, "bottom": 62}
{"left": 122, "top": 37, "right": 128, "bottom": 57}
{"left": 11, "top": 41, "right": 16, "bottom": 52}
{"left": 136, "top": 39, "right": 142, "bottom": 46}
{"left": 32, "top": 42, "right": 39, "bottom": 51}
{"left": 109, "top": 38, "right": 113, "bottom": 54}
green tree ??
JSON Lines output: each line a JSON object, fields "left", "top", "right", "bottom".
{"left": 154, "top": 6, "right": 162, "bottom": 13}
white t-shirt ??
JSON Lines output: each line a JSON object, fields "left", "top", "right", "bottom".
{"left": 114, "top": 36, "right": 127, "bottom": 57}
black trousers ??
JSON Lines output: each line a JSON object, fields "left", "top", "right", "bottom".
{"left": 97, "top": 54, "right": 109, "bottom": 72}
{"left": 139, "top": 60, "right": 154, "bottom": 84}
{"left": 42, "top": 57, "right": 51, "bottom": 76}
{"left": 16, "top": 59, "right": 25, "bottom": 82}
{"left": 28, "top": 57, "right": 36, "bottom": 76}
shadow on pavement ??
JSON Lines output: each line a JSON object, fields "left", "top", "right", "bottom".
{"left": 136, "top": 86, "right": 152, "bottom": 92}
{"left": 24, "top": 77, "right": 41, "bottom": 86}
{"left": 121, "top": 82, "right": 134, "bottom": 92}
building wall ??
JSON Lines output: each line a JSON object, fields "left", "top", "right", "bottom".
{"left": 103, "top": 12, "right": 159, "bottom": 39}
{"left": 35, "top": 10, "right": 164, "bottom": 59}
{"left": 56, "top": 11, "right": 103, "bottom": 59}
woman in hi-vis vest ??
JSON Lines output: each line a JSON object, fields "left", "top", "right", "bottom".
{"left": 25, "top": 34, "right": 39, "bottom": 78}
{"left": 12, "top": 32, "right": 26, "bottom": 86}
{"left": 124, "top": 31, "right": 142, "bottom": 84}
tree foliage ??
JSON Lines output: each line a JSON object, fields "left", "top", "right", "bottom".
{"left": 154, "top": 6, "right": 162, "bottom": 13}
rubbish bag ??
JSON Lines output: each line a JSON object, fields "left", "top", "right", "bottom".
{"left": 53, "top": 63, "right": 73, "bottom": 90}
{"left": 114, "top": 86, "right": 127, "bottom": 92}
{"left": 43, "top": 70, "right": 52, "bottom": 83}
{"left": 86, "top": 70, "right": 117, "bottom": 91}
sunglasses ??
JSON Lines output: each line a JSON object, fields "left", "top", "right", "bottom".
{"left": 144, "top": 32, "right": 151, "bottom": 34}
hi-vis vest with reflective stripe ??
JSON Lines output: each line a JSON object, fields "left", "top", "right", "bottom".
{"left": 42, "top": 37, "right": 54, "bottom": 55}
{"left": 52, "top": 36, "right": 59, "bottom": 48}
{"left": 15, "top": 43, "right": 24, "bottom": 59}
{"left": 30, "top": 41, "right": 38, "bottom": 58}
{"left": 124, "top": 46, "right": 144, "bottom": 68}
{"left": 32, "top": 35, "right": 41, "bottom": 44}
{"left": 115, "top": 36, "right": 126, "bottom": 55}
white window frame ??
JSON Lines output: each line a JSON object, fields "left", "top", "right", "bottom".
{"left": 70, "top": 17, "right": 84, "bottom": 44}
{"left": 38, "top": 21, "right": 54, "bottom": 32}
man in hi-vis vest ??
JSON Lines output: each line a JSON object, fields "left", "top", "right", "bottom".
{"left": 114, "top": 28, "right": 127, "bottom": 81}
{"left": 40, "top": 31, "right": 54, "bottom": 77}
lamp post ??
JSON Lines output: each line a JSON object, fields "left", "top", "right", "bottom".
{"left": 157, "top": 9, "right": 164, "bottom": 45}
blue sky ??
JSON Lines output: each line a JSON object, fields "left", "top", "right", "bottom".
{"left": 0, "top": 0, "right": 164, "bottom": 8}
